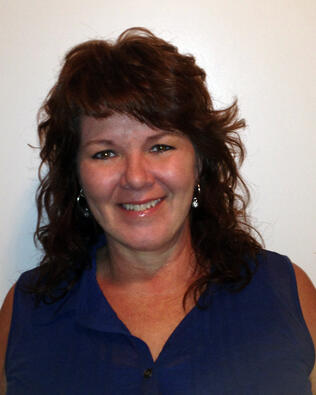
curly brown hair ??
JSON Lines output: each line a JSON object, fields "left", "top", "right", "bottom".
{"left": 31, "top": 27, "right": 262, "bottom": 304}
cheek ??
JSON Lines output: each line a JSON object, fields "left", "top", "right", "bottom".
{"left": 160, "top": 156, "right": 197, "bottom": 192}
{"left": 78, "top": 162, "right": 115, "bottom": 200}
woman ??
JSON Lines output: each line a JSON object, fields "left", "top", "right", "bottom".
{"left": 1, "top": 27, "right": 315, "bottom": 394}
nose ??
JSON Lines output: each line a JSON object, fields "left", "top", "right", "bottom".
{"left": 120, "top": 153, "right": 154, "bottom": 190}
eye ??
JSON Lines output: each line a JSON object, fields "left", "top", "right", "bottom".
{"left": 92, "top": 150, "right": 116, "bottom": 160}
{"left": 150, "top": 144, "right": 174, "bottom": 153}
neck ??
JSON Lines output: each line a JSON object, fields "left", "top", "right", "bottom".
{"left": 96, "top": 224, "right": 198, "bottom": 298}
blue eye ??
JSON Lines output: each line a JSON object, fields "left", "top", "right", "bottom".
{"left": 92, "top": 150, "right": 116, "bottom": 160}
{"left": 150, "top": 144, "right": 174, "bottom": 153}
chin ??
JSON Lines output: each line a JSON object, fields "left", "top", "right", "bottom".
{"left": 115, "top": 225, "right": 188, "bottom": 253}
{"left": 103, "top": 217, "right": 191, "bottom": 254}
{"left": 123, "top": 236, "right": 171, "bottom": 252}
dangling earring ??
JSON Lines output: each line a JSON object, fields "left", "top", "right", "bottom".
{"left": 192, "top": 184, "right": 201, "bottom": 208}
{"left": 76, "top": 188, "right": 90, "bottom": 218}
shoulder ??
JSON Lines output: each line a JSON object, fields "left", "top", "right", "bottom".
{"left": 255, "top": 251, "right": 316, "bottom": 331}
{"left": 0, "top": 284, "right": 16, "bottom": 394}
{"left": 256, "top": 249, "right": 290, "bottom": 266}
{"left": 253, "top": 250, "right": 296, "bottom": 291}
{"left": 0, "top": 267, "right": 39, "bottom": 393}
{"left": 250, "top": 253, "right": 316, "bottom": 390}
{"left": 255, "top": 249, "right": 292, "bottom": 270}
{"left": 292, "top": 264, "right": 316, "bottom": 320}
{"left": 254, "top": 250, "right": 306, "bottom": 293}
{"left": 293, "top": 264, "right": 316, "bottom": 327}
{"left": 292, "top": 263, "right": 316, "bottom": 393}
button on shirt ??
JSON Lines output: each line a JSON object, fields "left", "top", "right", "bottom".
{"left": 6, "top": 247, "right": 315, "bottom": 395}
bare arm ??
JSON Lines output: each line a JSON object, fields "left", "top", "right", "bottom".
{"left": 293, "top": 264, "right": 316, "bottom": 394}
{"left": 0, "top": 285, "right": 15, "bottom": 395}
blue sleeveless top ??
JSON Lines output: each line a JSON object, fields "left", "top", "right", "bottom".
{"left": 5, "top": 247, "right": 314, "bottom": 394}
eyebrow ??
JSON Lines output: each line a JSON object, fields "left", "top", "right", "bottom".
{"left": 82, "top": 131, "right": 179, "bottom": 148}
{"left": 82, "top": 139, "right": 114, "bottom": 148}
{"left": 145, "top": 131, "right": 179, "bottom": 142}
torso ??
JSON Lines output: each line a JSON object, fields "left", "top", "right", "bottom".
{"left": 4, "top": 249, "right": 315, "bottom": 395}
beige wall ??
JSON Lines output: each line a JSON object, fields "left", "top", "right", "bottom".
{"left": 0, "top": 0, "right": 315, "bottom": 303}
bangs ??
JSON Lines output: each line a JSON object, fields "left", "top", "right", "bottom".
{"left": 59, "top": 35, "right": 207, "bottom": 132}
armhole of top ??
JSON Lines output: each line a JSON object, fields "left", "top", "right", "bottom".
{"left": 286, "top": 258, "right": 306, "bottom": 322}
{"left": 285, "top": 257, "right": 315, "bottom": 362}
{"left": 4, "top": 275, "right": 24, "bottom": 374}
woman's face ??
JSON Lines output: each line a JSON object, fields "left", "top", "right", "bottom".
{"left": 78, "top": 113, "right": 199, "bottom": 253}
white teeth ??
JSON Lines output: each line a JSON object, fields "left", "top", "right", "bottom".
{"left": 122, "top": 199, "right": 161, "bottom": 211}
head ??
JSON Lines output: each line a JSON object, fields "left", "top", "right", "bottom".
{"left": 35, "top": 27, "right": 259, "bottom": 301}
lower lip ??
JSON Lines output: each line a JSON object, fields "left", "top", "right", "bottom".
{"left": 118, "top": 198, "right": 164, "bottom": 218}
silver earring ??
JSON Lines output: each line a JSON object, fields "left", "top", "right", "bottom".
{"left": 192, "top": 184, "right": 201, "bottom": 208}
{"left": 77, "top": 188, "right": 90, "bottom": 218}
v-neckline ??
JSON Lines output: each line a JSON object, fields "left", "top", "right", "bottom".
{"left": 77, "top": 235, "right": 209, "bottom": 363}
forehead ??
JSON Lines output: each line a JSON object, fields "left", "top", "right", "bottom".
{"left": 80, "top": 113, "right": 188, "bottom": 144}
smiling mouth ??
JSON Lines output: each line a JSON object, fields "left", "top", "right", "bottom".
{"left": 121, "top": 198, "right": 162, "bottom": 212}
